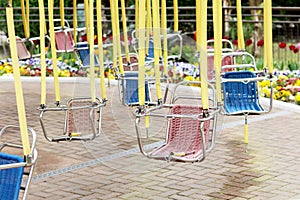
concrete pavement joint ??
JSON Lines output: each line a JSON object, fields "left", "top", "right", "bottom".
{"left": 32, "top": 141, "right": 164, "bottom": 182}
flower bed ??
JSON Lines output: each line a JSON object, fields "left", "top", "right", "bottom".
{"left": 259, "top": 70, "right": 300, "bottom": 105}
{"left": 0, "top": 57, "right": 84, "bottom": 77}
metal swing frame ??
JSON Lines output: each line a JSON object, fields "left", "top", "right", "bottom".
{"left": 39, "top": 97, "right": 106, "bottom": 142}
{"left": 134, "top": 81, "right": 219, "bottom": 162}
{"left": 0, "top": 125, "right": 38, "bottom": 200}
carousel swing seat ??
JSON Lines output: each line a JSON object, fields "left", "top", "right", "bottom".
{"left": 8, "top": 36, "right": 50, "bottom": 60}
{"left": 221, "top": 51, "right": 272, "bottom": 115}
{"left": 75, "top": 42, "right": 99, "bottom": 68}
{"left": 0, "top": 152, "right": 24, "bottom": 200}
{"left": 206, "top": 39, "right": 235, "bottom": 81}
{"left": 116, "top": 53, "right": 156, "bottom": 106}
{"left": 39, "top": 97, "right": 105, "bottom": 142}
{"left": 222, "top": 71, "right": 265, "bottom": 114}
{"left": 53, "top": 19, "right": 76, "bottom": 53}
{"left": 147, "top": 105, "right": 212, "bottom": 161}
{"left": 121, "top": 72, "right": 151, "bottom": 106}
{"left": 135, "top": 81, "right": 219, "bottom": 162}
{"left": 0, "top": 125, "right": 38, "bottom": 200}
{"left": 220, "top": 51, "right": 273, "bottom": 149}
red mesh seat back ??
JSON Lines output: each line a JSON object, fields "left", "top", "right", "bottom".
{"left": 150, "top": 105, "right": 211, "bottom": 159}
{"left": 16, "top": 37, "right": 30, "bottom": 59}
{"left": 222, "top": 54, "right": 234, "bottom": 72}
{"left": 122, "top": 55, "right": 138, "bottom": 71}
{"left": 55, "top": 31, "right": 74, "bottom": 51}
{"left": 66, "top": 99, "right": 99, "bottom": 135}
{"left": 207, "top": 55, "right": 234, "bottom": 80}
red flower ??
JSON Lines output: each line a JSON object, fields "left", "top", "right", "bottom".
{"left": 278, "top": 42, "right": 286, "bottom": 49}
{"left": 223, "top": 36, "right": 230, "bottom": 40}
{"left": 233, "top": 39, "right": 238, "bottom": 46}
{"left": 294, "top": 47, "right": 299, "bottom": 53}
{"left": 257, "top": 39, "right": 264, "bottom": 47}
{"left": 81, "top": 35, "right": 87, "bottom": 42}
{"left": 289, "top": 44, "right": 295, "bottom": 50}
{"left": 246, "top": 39, "right": 252, "bottom": 46}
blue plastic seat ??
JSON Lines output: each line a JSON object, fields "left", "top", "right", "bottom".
{"left": 123, "top": 72, "right": 151, "bottom": 105}
{"left": 0, "top": 152, "right": 24, "bottom": 200}
{"left": 222, "top": 71, "right": 264, "bottom": 114}
{"left": 76, "top": 43, "right": 99, "bottom": 67}
{"left": 146, "top": 40, "right": 154, "bottom": 61}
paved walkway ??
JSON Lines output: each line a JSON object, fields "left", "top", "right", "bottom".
{"left": 1, "top": 77, "right": 300, "bottom": 200}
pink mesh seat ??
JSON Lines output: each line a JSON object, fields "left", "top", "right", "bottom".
{"left": 16, "top": 36, "right": 31, "bottom": 60}
{"left": 149, "top": 105, "right": 211, "bottom": 162}
{"left": 65, "top": 98, "right": 100, "bottom": 137}
{"left": 55, "top": 31, "right": 75, "bottom": 52}
{"left": 39, "top": 97, "right": 105, "bottom": 142}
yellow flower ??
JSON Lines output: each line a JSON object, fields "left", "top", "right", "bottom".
{"left": 260, "top": 87, "right": 269, "bottom": 97}
{"left": 19, "top": 67, "right": 26, "bottom": 75}
{"left": 4, "top": 65, "right": 13, "bottom": 73}
{"left": 295, "top": 93, "right": 300, "bottom": 104}
{"left": 60, "top": 70, "right": 70, "bottom": 77}
{"left": 259, "top": 80, "right": 271, "bottom": 87}
{"left": 274, "top": 92, "right": 280, "bottom": 100}
{"left": 184, "top": 76, "right": 194, "bottom": 82}
{"left": 275, "top": 86, "right": 282, "bottom": 91}
{"left": 284, "top": 90, "right": 291, "bottom": 97}
{"left": 278, "top": 75, "right": 288, "bottom": 81}
{"left": 295, "top": 80, "right": 300, "bottom": 86}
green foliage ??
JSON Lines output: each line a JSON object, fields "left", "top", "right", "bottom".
{"left": 273, "top": 61, "right": 285, "bottom": 71}
{"left": 227, "top": 22, "right": 254, "bottom": 41}
{"left": 256, "top": 58, "right": 264, "bottom": 71}
{"left": 287, "top": 61, "right": 300, "bottom": 71}
{"left": 180, "top": 45, "right": 197, "bottom": 64}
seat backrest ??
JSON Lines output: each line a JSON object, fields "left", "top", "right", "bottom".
{"left": 55, "top": 31, "right": 74, "bottom": 52}
{"left": 123, "top": 72, "right": 150, "bottom": 105}
{"left": 207, "top": 39, "right": 235, "bottom": 80}
{"left": 147, "top": 40, "right": 154, "bottom": 59}
{"left": 16, "top": 37, "right": 31, "bottom": 60}
{"left": 66, "top": 98, "right": 99, "bottom": 135}
{"left": 122, "top": 53, "right": 138, "bottom": 71}
{"left": 76, "top": 42, "right": 99, "bottom": 67}
{"left": 0, "top": 152, "right": 24, "bottom": 200}
{"left": 167, "top": 105, "right": 210, "bottom": 152}
{"left": 222, "top": 71, "right": 263, "bottom": 114}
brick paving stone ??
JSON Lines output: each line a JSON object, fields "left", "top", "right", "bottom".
{"left": 148, "top": 196, "right": 171, "bottom": 200}
{"left": 231, "top": 197, "right": 248, "bottom": 200}
{"left": 207, "top": 192, "right": 236, "bottom": 199}
{"left": 170, "top": 194, "right": 196, "bottom": 200}
{"left": 178, "top": 188, "right": 203, "bottom": 196}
